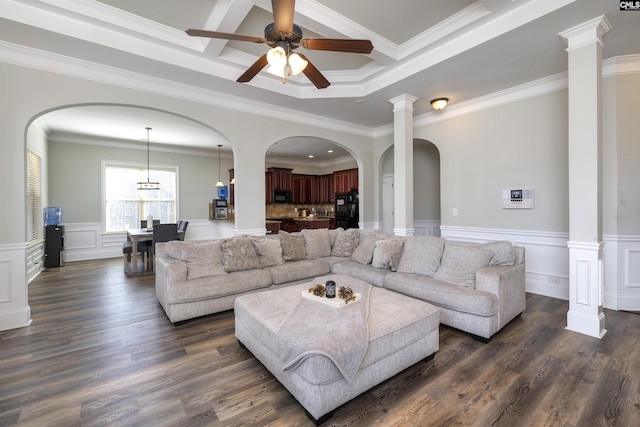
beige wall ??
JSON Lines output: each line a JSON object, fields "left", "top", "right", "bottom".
{"left": 414, "top": 90, "right": 570, "bottom": 233}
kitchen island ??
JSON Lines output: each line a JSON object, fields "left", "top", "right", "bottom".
{"left": 266, "top": 217, "right": 335, "bottom": 233}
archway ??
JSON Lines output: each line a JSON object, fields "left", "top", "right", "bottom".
{"left": 263, "top": 136, "right": 359, "bottom": 230}
{"left": 25, "top": 104, "right": 233, "bottom": 272}
{"left": 379, "top": 139, "right": 441, "bottom": 235}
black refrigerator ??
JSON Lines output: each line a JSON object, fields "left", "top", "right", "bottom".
{"left": 45, "top": 225, "right": 64, "bottom": 268}
{"left": 335, "top": 191, "right": 359, "bottom": 229}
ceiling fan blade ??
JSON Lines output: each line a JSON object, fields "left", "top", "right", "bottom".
{"left": 301, "top": 38, "right": 373, "bottom": 54}
{"left": 272, "top": 0, "right": 295, "bottom": 34}
{"left": 186, "top": 29, "right": 267, "bottom": 44}
{"left": 237, "top": 54, "right": 269, "bottom": 83}
{"left": 298, "top": 54, "right": 330, "bottom": 89}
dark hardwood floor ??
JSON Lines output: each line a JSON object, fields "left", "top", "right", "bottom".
{"left": 1, "top": 258, "right": 639, "bottom": 426}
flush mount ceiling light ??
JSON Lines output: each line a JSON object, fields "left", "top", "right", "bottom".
{"left": 137, "top": 127, "right": 160, "bottom": 190}
{"left": 431, "top": 98, "right": 449, "bottom": 110}
{"left": 215, "top": 144, "right": 224, "bottom": 187}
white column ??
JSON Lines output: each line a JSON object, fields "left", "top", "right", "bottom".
{"left": 232, "top": 143, "right": 267, "bottom": 236}
{"left": 560, "top": 16, "right": 611, "bottom": 338}
{"left": 389, "top": 94, "right": 417, "bottom": 237}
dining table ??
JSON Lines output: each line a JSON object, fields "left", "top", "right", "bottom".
{"left": 126, "top": 227, "right": 184, "bottom": 273}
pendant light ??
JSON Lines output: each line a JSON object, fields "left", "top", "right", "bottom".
{"left": 137, "top": 127, "right": 160, "bottom": 190}
{"left": 215, "top": 144, "right": 224, "bottom": 187}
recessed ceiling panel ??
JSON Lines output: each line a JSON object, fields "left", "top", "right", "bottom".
{"left": 96, "top": 0, "right": 215, "bottom": 30}
{"left": 317, "top": 0, "right": 476, "bottom": 44}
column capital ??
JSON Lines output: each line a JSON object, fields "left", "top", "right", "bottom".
{"left": 559, "top": 15, "right": 612, "bottom": 51}
{"left": 389, "top": 94, "right": 418, "bottom": 112}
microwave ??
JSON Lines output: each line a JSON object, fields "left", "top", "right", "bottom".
{"left": 273, "top": 189, "right": 292, "bottom": 203}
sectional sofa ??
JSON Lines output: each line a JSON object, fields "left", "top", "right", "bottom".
{"left": 154, "top": 228, "right": 525, "bottom": 340}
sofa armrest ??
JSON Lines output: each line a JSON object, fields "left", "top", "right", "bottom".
{"left": 476, "top": 263, "right": 526, "bottom": 328}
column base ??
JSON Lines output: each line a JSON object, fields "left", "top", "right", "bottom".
{"left": 393, "top": 228, "right": 415, "bottom": 237}
{"left": 566, "top": 310, "right": 607, "bottom": 339}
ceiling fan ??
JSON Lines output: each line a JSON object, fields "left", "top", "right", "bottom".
{"left": 186, "top": 0, "right": 373, "bottom": 89}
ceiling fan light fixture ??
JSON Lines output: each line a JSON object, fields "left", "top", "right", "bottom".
{"left": 267, "top": 46, "right": 287, "bottom": 68}
{"left": 431, "top": 98, "right": 449, "bottom": 110}
{"left": 288, "top": 53, "right": 308, "bottom": 75}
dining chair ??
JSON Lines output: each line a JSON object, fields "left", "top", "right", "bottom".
{"left": 177, "top": 220, "right": 189, "bottom": 234}
{"left": 149, "top": 223, "right": 179, "bottom": 271}
{"left": 140, "top": 219, "right": 160, "bottom": 228}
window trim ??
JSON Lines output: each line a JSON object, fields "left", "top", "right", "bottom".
{"left": 102, "top": 160, "right": 179, "bottom": 233}
{"left": 27, "top": 149, "right": 43, "bottom": 243}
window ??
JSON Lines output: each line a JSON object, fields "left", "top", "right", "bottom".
{"left": 104, "top": 163, "right": 177, "bottom": 232}
{"left": 27, "top": 150, "right": 42, "bottom": 242}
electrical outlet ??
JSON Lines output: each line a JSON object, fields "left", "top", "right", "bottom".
{"left": 452, "top": 208, "right": 458, "bottom": 216}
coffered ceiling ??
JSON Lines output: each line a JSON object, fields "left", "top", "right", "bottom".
{"left": 1, "top": 0, "right": 639, "bottom": 159}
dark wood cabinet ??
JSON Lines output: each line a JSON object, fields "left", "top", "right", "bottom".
{"left": 292, "top": 174, "right": 303, "bottom": 204}
{"left": 265, "top": 170, "right": 273, "bottom": 204}
{"left": 265, "top": 168, "right": 293, "bottom": 204}
{"left": 228, "top": 169, "right": 235, "bottom": 205}
{"left": 267, "top": 167, "right": 293, "bottom": 191}
{"left": 333, "top": 168, "right": 358, "bottom": 194}
{"left": 317, "top": 174, "right": 334, "bottom": 203}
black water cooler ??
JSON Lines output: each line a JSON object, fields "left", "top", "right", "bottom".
{"left": 45, "top": 225, "right": 64, "bottom": 268}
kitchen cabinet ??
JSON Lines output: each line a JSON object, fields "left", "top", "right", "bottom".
{"left": 292, "top": 174, "right": 303, "bottom": 204}
{"left": 228, "top": 169, "right": 235, "bottom": 205}
{"left": 317, "top": 174, "right": 334, "bottom": 203}
{"left": 333, "top": 168, "right": 358, "bottom": 194}
{"left": 267, "top": 167, "right": 293, "bottom": 190}
{"left": 266, "top": 167, "right": 293, "bottom": 204}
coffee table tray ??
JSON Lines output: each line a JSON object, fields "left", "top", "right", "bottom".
{"left": 301, "top": 290, "right": 361, "bottom": 308}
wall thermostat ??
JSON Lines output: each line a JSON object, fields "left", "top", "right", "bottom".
{"left": 502, "top": 188, "right": 534, "bottom": 209}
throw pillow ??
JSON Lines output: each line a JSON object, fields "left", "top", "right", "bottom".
{"left": 433, "top": 244, "right": 493, "bottom": 288}
{"left": 252, "top": 237, "right": 284, "bottom": 268}
{"left": 302, "top": 228, "right": 332, "bottom": 259}
{"left": 396, "top": 236, "right": 445, "bottom": 277}
{"left": 180, "top": 241, "right": 226, "bottom": 280}
{"left": 220, "top": 237, "right": 262, "bottom": 272}
{"left": 163, "top": 240, "right": 184, "bottom": 260}
{"left": 279, "top": 231, "right": 307, "bottom": 261}
{"left": 478, "top": 240, "right": 515, "bottom": 266}
{"left": 371, "top": 238, "right": 405, "bottom": 271}
{"left": 331, "top": 228, "right": 359, "bottom": 257}
{"left": 351, "top": 230, "right": 384, "bottom": 265}
{"left": 329, "top": 227, "right": 343, "bottom": 248}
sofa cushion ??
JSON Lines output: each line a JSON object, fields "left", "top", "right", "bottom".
{"left": 302, "top": 228, "right": 332, "bottom": 259}
{"left": 265, "top": 259, "right": 331, "bottom": 285}
{"left": 166, "top": 269, "right": 272, "bottom": 304}
{"left": 371, "top": 239, "right": 405, "bottom": 271}
{"left": 331, "top": 228, "right": 359, "bottom": 257}
{"left": 331, "top": 260, "right": 389, "bottom": 287}
{"left": 162, "top": 241, "right": 226, "bottom": 280}
{"left": 384, "top": 273, "right": 498, "bottom": 317}
{"left": 279, "top": 231, "right": 307, "bottom": 261}
{"left": 479, "top": 240, "right": 516, "bottom": 266}
{"left": 433, "top": 243, "right": 493, "bottom": 288}
{"left": 252, "top": 237, "right": 284, "bottom": 268}
{"left": 396, "top": 236, "right": 445, "bottom": 277}
{"left": 351, "top": 230, "right": 384, "bottom": 265}
{"left": 220, "top": 237, "right": 262, "bottom": 272}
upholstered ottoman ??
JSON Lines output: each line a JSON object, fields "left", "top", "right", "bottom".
{"left": 234, "top": 274, "right": 439, "bottom": 424}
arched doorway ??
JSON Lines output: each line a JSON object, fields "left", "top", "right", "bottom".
{"left": 380, "top": 139, "right": 441, "bottom": 235}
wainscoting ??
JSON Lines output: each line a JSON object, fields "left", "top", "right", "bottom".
{"left": 45, "top": 220, "right": 236, "bottom": 264}
{"left": 441, "top": 226, "right": 640, "bottom": 311}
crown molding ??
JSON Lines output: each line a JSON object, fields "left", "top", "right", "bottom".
{"left": 0, "top": 41, "right": 375, "bottom": 138}
{"left": 3, "top": 41, "right": 638, "bottom": 142}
